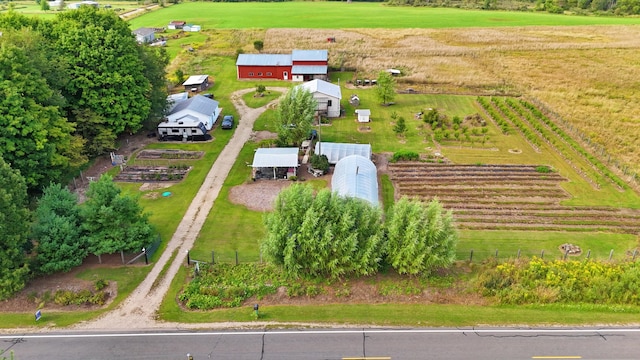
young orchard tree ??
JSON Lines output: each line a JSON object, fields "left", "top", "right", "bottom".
{"left": 262, "top": 184, "right": 384, "bottom": 278}
{"left": 32, "top": 183, "right": 87, "bottom": 274}
{"left": 253, "top": 40, "right": 264, "bottom": 52}
{"left": 276, "top": 87, "right": 317, "bottom": 146}
{"left": 385, "top": 197, "right": 458, "bottom": 275}
{"left": 0, "top": 156, "right": 31, "bottom": 300}
{"left": 393, "top": 116, "right": 407, "bottom": 136}
{"left": 81, "top": 175, "right": 154, "bottom": 263}
{"left": 375, "top": 70, "right": 396, "bottom": 105}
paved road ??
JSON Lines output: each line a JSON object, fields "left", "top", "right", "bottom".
{"left": 3, "top": 327, "right": 640, "bottom": 360}
{"left": 72, "top": 88, "right": 287, "bottom": 331}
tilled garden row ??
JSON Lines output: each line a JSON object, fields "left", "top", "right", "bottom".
{"left": 389, "top": 162, "right": 640, "bottom": 234}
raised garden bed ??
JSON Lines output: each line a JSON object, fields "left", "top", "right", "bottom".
{"left": 135, "top": 149, "right": 204, "bottom": 160}
{"left": 114, "top": 165, "right": 191, "bottom": 182}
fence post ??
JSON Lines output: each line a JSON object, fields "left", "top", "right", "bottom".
{"left": 609, "top": 249, "right": 614, "bottom": 261}
{"left": 587, "top": 249, "right": 591, "bottom": 259}
{"left": 235, "top": 250, "right": 239, "bottom": 265}
{"left": 564, "top": 249, "right": 569, "bottom": 260}
{"left": 212, "top": 251, "right": 215, "bottom": 264}
{"left": 517, "top": 249, "right": 521, "bottom": 259}
{"left": 540, "top": 250, "right": 544, "bottom": 259}
{"left": 495, "top": 249, "right": 498, "bottom": 259}
{"left": 633, "top": 249, "right": 638, "bottom": 261}
{"left": 469, "top": 249, "right": 474, "bottom": 262}
{"left": 187, "top": 250, "right": 190, "bottom": 265}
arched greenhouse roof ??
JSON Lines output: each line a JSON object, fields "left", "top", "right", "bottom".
{"left": 314, "top": 142, "right": 371, "bottom": 164}
{"left": 332, "top": 155, "right": 379, "bottom": 207}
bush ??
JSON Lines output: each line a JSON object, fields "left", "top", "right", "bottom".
{"left": 94, "top": 279, "right": 108, "bottom": 291}
{"left": 391, "top": 150, "right": 420, "bottom": 162}
{"left": 309, "top": 154, "right": 329, "bottom": 173}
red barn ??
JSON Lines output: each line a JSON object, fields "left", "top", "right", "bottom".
{"left": 236, "top": 49, "right": 328, "bottom": 81}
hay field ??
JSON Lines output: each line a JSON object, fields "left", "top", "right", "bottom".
{"left": 262, "top": 26, "right": 640, "bottom": 178}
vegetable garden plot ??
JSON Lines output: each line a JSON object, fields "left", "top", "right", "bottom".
{"left": 114, "top": 165, "right": 191, "bottom": 182}
{"left": 135, "top": 149, "right": 204, "bottom": 160}
{"left": 389, "top": 162, "right": 640, "bottom": 234}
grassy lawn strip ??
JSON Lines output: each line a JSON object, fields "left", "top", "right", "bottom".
{"left": 129, "top": 3, "right": 640, "bottom": 29}
{"left": 457, "top": 230, "right": 638, "bottom": 261}
{"left": 242, "top": 90, "right": 282, "bottom": 109}
{"left": 0, "top": 266, "right": 149, "bottom": 329}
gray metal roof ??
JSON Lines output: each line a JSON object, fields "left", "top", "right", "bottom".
{"left": 314, "top": 142, "right": 371, "bottom": 164}
{"left": 292, "top": 49, "right": 328, "bottom": 62}
{"left": 251, "top": 148, "right": 299, "bottom": 168}
{"left": 291, "top": 65, "right": 328, "bottom": 75}
{"left": 298, "top": 79, "right": 341, "bottom": 99}
{"left": 356, "top": 109, "right": 371, "bottom": 116}
{"left": 182, "top": 75, "right": 209, "bottom": 86}
{"left": 168, "top": 95, "right": 219, "bottom": 116}
{"left": 236, "top": 54, "right": 292, "bottom": 66}
{"left": 332, "top": 155, "right": 379, "bottom": 206}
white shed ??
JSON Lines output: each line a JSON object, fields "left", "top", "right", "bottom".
{"left": 332, "top": 155, "right": 379, "bottom": 206}
{"left": 355, "top": 109, "right": 371, "bottom": 123}
{"left": 251, "top": 148, "right": 300, "bottom": 180}
{"left": 314, "top": 142, "right": 372, "bottom": 165}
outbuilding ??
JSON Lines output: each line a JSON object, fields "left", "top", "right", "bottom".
{"left": 332, "top": 155, "right": 379, "bottom": 206}
{"left": 297, "top": 79, "right": 342, "bottom": 118}
{"left": 166, "top": 94, "right": 220, "bottom": 131}
{"left": 355, "top": 109, "right": 371, "bottom": 123}
{"left": 182, "top": 75, "right": 210, "bottom": 92}
{"left": 236, "top": 49, "right": 328, "bottom": 81}
{"left": 251, "top": 148, "right": 300, "bottom": 180}
{"left": 314, "top": 142, "right": 372, "bottom": 165}
{"left": 132, "top": 27, "right": 155, "bottom": 44}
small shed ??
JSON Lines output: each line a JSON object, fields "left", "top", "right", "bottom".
{"left": 183, "top": 75, "right": 210, "bottom": 92}
{"left": 251, "top": 148, "right": 300, "bottom": 180}
{"left": 355, "top": 109, "right": 371, "bottom": 123}
{"left": 168, "top": 20, "right": 186, "bottom": 29}
{"left": 332, "top": 155, "right": 379, "bottom": 206}
{"left": 314, "top": 142, "right": 372, "bottom": 165}
{"left": 132, "top": 28, "right": 155, "bottom": 44}
{"left": 183, "top": 24, "right": 201, "bottom": 32}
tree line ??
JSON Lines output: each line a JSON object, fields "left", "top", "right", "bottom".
{"left": 0, "top": 7, "right": 168, "bottom": 195}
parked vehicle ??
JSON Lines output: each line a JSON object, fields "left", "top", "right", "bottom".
{"left": 221, "top": 115, "right": 234, "bottom": 129}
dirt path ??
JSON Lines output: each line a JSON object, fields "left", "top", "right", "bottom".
{"left": 71, "top": 87, "right": 289, "bottom": 331}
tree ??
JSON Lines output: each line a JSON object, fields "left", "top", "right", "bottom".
{"left": 138, "top": 45, "right": 169, "bottom": 129}
{"left": 263, "top": 184, "right": 384, "bottom": 278}
{"left": 40, "top": 0, "right": 50, "bottom": 11}
{"left": 276, "top": 87, "right": 317, "bottom": 146}
{"left": 174, "top": 69, "right": 185, "bottom": 85}
{"left": 385, "top": 197, "right": 457, "bottom": 275}
{"left": 256, "top": 84, "right": 266, "bottom": 96}
{"left": 0, "top": 156, "right": 31, "bottom": 300}
{"left": 375, "top": 70, "right": 396, "bottom": 105}
{"left": 309, "top": 154, "right": 329, "bottom": 174}
{"left": 253, "top": 40, "right": 264, "bottom": 52}
{"left": 81, "top": 175, "right": 154, "bottom": 263}
{"left": 32, "top": 183, "right": 87, "bottom": 274}
{"left": 47, "top": 7, "right": 152, "bottom": 150}
{"left": 0, "top": 29, "right": 82, "bottom": 192}
{"left": 393, "top": 116, "right": 407, "bottom": 136}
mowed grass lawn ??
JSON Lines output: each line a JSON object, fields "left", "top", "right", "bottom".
{"left": 129, "top": 2, "right": 640, "bottom": 29}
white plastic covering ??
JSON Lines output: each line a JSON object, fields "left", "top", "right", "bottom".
{"left": 251, "top": 148, "right": 299, "bottom": 168}
{"left": 314, "top": 142, "right": 371, "bottom": 164}
{"left": 332, "top": 155, "right": 378, "bottom": 206}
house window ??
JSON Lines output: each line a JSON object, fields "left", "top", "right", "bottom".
{"left": 192, "top": 129, "right": 197, "bottom": 134}
{"left": 248, "top": 72, "right": 254, "bottom": 77}
{"left": 266, "top": 72, "right": 272, "bottom": 76}
{"left": 172, "top": 129, "right": 179, "bottom": 133}
{"left": 257, "top": 72, "right": 263, "bottom": 76}
{"left": 327, "top": 100, "right": 332, "bottom": 107}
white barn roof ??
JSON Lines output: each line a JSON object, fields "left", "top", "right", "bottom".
{"left": 314, "top": 142, "right": 371, "bottom": 164}
{"left": 252, "top": 148, "right": 299, "bottom": 168}
{"left": 298, "top": 79, "right": 341, "bottom": 100}
{"left": 332, "top": 155, "right": 379, "bottom": 206}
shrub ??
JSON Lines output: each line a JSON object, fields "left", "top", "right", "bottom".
{"left": 94, "top": 279, "right": 108, "bottom": 291}
{"left": 391, "top": 150, "right": 419, "bottom": 162}
{"left": 309, "top": 154, "right": 330, "bottom": 173}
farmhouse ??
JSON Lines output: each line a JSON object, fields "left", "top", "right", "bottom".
{"left": 183, "top": 75, "right": 210, "bottom": 92}
{"left": 132, "top": 27, "right": 155, "bottom": 44}
{"left": 251, "top": 148, "right": 300, "bottom": 180}
{"left": 166, "top": 94, "right": 220, "bottom": 131}
{"left": 314, "top": 142, "right": 372, "bottom": 165}
{"left": 332, "top": 155, "right": 379, "bottom": 207}
{"left": 355, "top": 109, "right": 371, "bottom": 123}
{"left": 236, "top": 49, "right": 328, "bottom": 81}
{"left": 297, "top": 79, "right": 342, "bottom": 118}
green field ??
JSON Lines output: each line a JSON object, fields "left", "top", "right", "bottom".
{"left": 129, "top": 2, "right": 640, "bottom": 29}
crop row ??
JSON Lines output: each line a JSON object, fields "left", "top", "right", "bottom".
{"left": 476, "top": 97, "right": 510, "bottom": 134}
{"left": 490, "top": 97, "right": 541, "bottom": 151}
{"left": 503, "top": 98, "right": 601, "bottom": 189}
{"left": 518, "top": 100, "right": 628, "bottom": 190}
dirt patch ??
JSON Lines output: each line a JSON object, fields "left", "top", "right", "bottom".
{"left": 229, "top": 180, "right": 294, "bottom": 212}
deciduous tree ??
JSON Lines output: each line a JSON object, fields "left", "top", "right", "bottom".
{"left": 385, "top": 197, "right": 457, "bottom": 275}
{"left": 81, "top": 175, "right": 154, "bottom": 263}
{"left": 0, "top": 156, "right": 31, "bottom": 300}
{"left": 375, "top": 70, "right": 396, "bottom": 105}
{"left": 276, "top": 87, "right": 317, "bottom": 146}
